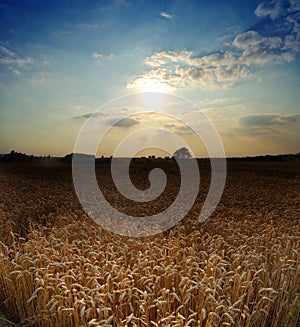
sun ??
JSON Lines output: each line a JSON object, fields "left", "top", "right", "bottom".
{"left": 128, "top": 77, "right": 174, "bottom": 109}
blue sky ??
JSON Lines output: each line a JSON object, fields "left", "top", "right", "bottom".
{"left": 0, "top": 0, "right": 299, "bottom": 156}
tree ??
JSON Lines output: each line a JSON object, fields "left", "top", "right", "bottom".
{"left": 173, "top": 147, "right": 192, "bottom": 159}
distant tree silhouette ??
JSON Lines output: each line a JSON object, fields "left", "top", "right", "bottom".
{"left": 173, "top": 147, "right": 192, "bottom": 159}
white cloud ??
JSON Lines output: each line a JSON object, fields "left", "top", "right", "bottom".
{"left": 92, "top": 51, "right": 102, "bottom": 59}
{"left": 145, "top": 50, "right": 192, "bottom": 67}
{"left": 127, "top": 67, "right": 179, "bottom": 93}
{"left": 128, "top": 0, "right": 300, "bottom": 91}
{"left": 129, "top": 49, "right": 251, "bottom": 90}
{"left": 0, "top": 45, "right": 33, "bottom": 68}
{"left": 160, "top": 12, "right": 173, "bottom": 20}
{"left": 76, "top": 23, "right": 104, "bottom": 30}
{"left": 233, "top": 30, "right": 282, "bottom": 51}
{"left": 255, "top": 1, "right": 279, "bottom": 19}
{"left": 255, "top": 0, "right": 298, "bottom": 20}
{"left": 284, "top": 15, "right": 300, "bottom": 56}
{"left": 0, "top": 46, "right": 33, "bottom": 68}
{"left": 10, "top": 68, "right": 22, "bottom": 76}
{"left": 0, "top": 46, "right": 15, "bottom": 57}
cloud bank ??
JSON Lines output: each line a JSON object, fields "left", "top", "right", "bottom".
{"left": 239, "top": 113, "right": 300, "bottom": 128}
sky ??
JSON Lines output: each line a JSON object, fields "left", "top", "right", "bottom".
{"left": 0, "top": 0, "right": 299, "bottom": 157}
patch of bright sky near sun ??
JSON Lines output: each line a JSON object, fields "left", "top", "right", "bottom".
{"left": 0, "top": 0, "right": 299, "bottom": 157}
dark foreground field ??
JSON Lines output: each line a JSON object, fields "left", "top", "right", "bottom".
{"left": 0, "top": 161, "right": 299, "bottom": 326}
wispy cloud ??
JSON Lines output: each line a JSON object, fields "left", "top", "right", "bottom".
{"left": 73, "top": 112, "right": 106, "bottom": 120}
{"left": 74, "top": 111, "right": 140, "bottom": 129}
{"left": 9, "top": 68, "right": 22, "bottom": 76}
{"left": 29, "top": 77, "right": 46, "bottom": 85}
{"left": 0, "top": 46, "right": 15, "bottom": 58}
{"left": 107, "top": 117, "right": 140, "bottom": 128}
{"left": 203, "top": 97, "right": 238, "bottom": 106}
{"left": 129, "top": 0, "right": 300, "bottom": 91}
{"left": 255, "top": 1, "right": 277, "bottom": 19}
{"left": 236, "top": 113, "right": 300, "bottom": 140}
{"left": 239, "top": 113, "right": 300, "bottom": 128}
{"left": 0, "top": 45, "right": 33, "bottom": 69}
{"left": 164, "top": 123, "right": 193, "bottom": 135}
{"left": 240, "top": 113, "right": 283, "bottom": 127}
{"left": 76, "top": 23, "right": 105, "bottom": 30}
{"left": 160, "top": 12, "right": 173, "bottom": 20}
{"left": 92, "top": 51, "right": 102, "bottom": 59}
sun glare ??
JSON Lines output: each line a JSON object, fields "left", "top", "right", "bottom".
{"left": 137, "top": 77, "right": 173, "bottom": 93}
{"left": 131, "top": 77, "right": 173, "bottom": 109}
{"left": 138, "top": 92, "right": 167, "bottom": 109}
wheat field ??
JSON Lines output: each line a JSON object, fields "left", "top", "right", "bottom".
{"left": 0, "top": 161, "right": 299, "bottom": 326}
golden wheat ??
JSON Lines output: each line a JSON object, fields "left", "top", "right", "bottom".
{"left": 0, "top": 161, "right": 299, "bottom": 326}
